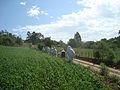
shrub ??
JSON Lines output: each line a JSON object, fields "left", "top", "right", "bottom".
{"left": 105, "top": 49, "right": 115, "bottom": 66}
{"left": 0, "top": 36, "right": 15, "bottom": 46}
{"left": 100, "top": 63, "right": 108, "bottom": 76}
{"left": 93, "top": 41, "right": 115, "bottom": 65}
{"left": 38, "top": 42, "right": 45, "bottom": 50}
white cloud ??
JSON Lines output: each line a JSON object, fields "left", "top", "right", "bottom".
{"left": 27, "top": 6, "right": 40, "bottom": 17}
{"left": 76, "top": 0, "right": 81, "bottom": 5}
{"left": 14, "top": 0, "right": 120, "bottom": 43}
{"left": 27, "top": 6, "right": 49, "bottom": 17}
{"left": 44, "top": 12, "right": 48, "bottom": 15}
{"left": 20, "top": 2, "right": 26, "bottom": 6}
{"left": 40, "top": 10, "right": 48, "bottom": 15}
{"left": 50, "top": 16, "right": 53, "bottom": 18}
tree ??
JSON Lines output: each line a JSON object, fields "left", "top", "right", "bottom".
{"left": 68, "top": 38, "right": 77, "bottom": 48}
{"left": 0, "top": 30, "right": 23, "bottom": 46}
{"left": 26, "top": 31, "right": 44, "bottom": 45}
{"left": 38, "top": 42, "right": 45, "bottom": 50}
{"left": 59, "top": 40, "right": 64, "bottom": 47}
{"left": 15, "top": 36, "right": 23, "bottom": 45}
{"left": 93, "top": 41, "right": 115, "bottom": 65}
{"left": 74, "top": 32, "right": 82, "bottom": 47}
{"left": 0, "top": 36, "right": 15, "bottom": 46}
{"left": 44, "top": 37, "right": 52, "bottom": 47}
{"left": 74, "top": 32, "right": 81, "bottom": 42}
{"left": 26, "top": 31, "right": 31, "bottom": 41}
{"left": 83, "top": 41, "right": 94, "bottom": 49}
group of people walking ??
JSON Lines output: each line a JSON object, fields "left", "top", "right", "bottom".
{"left": 42, "top": 46, "right": 75, "bottom": 62}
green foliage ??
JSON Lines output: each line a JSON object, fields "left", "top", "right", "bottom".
{"left": 25, "top": 31, "right": 44, "bottom": 45}
{"left": 93, "top": 41, "right": 115, "bottom": 65}
{"left": 68, "top": 38, "right": 77, "bottom": 48}
{"left": 38, "top": 42, "right": 45, "bottom": 50}
{"left": 100, "top": 63, "right": 108, "bottom": 76}
{"left": 74, "top": 32, "right": 81, "bottom": 42}
{"left": 74, "top": 48, "right": 94, "bottom": 58}
{"left": 0, "top": 35, "right": 15, "bottom": 46}
{"left": 15, "top": 36, "right": 23, "bottom": 45}
{"left": 68, "top": 32, "right": 82, "bottom": 48}
{"left": 0, "top": 30, "right": 23, "bottom": 46}
{"left": 93, "top": 51, "right": 100, "bottom": 60}
{"left": 0, "top": 46, "right": 111, "bottom": 90}
{"left": 44, "top": 37, "right": 52, "bottom": 47}
{"left": 82, "top": 41, "right": 95, "bottom": 49}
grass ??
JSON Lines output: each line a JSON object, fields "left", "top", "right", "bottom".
{"left": 0, "top": 45, "right": 111, "bottom": 90}
{"left": 74, "top": 48, "right": 94, "bottom": 58}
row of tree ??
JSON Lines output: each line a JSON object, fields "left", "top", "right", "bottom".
{"left": 24, "top": 31, "right": 66, "bottom": 50}
{"left": 70, "top": 31, "right": 120, "bottom": 67}
{"left": 68, "top": 30, "right": 120, "bottom": 49}
{"left": 0, "top": 30, "right": 67, "bottom": 49}
{"left": 0, "top": 30, "right": 23, "bottom": 46}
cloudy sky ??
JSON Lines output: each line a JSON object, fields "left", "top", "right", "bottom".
{"left": 0, "top": 0, "right": 120, "bottom": 43}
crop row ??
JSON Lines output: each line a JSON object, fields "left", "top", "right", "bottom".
{"left": 0, "top": 45, "right": 111, "bottom": 90}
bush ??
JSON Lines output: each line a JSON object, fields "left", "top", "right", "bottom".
{"left": 110, "top": 75, "right": 120, "bottom": 83}
{"left": 93, "top": 41, "right": 115, "bottom": 66}
{"left": 105, "top": 50, "right": 115, "bottom": 66}
{"left": 100, "top": 63, "right": 108, "bottom": 76}
{"left": 38, "top": 43, "right": 45, "bottom": 50}
{"left": 0, "top": 36, "right": 15, "bottom": 46}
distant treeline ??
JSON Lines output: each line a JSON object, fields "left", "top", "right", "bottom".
{"left": 24, "top": 31, "right": 67, "bottom": 50}
{"left": 75, "top": 30, "right": 120, "bottom": 68}
{"left": 0, "top": 30, "right": 23, "bottom": 46}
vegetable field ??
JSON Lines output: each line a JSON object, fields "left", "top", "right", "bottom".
{"left": 74, "top": 48, "right": 94, "bottom": 58}
{"left": 0, "top": 46, "right": 111, "bottom": 90}
{"left": 74, "top": 48, "right": 120, "bottom": 62}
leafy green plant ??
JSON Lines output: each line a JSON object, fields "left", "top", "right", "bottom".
{"left": 100, "top": 63, "right": 108, "bottom": 76}
{"left": 38, "top": 42, "right": 45, "bottom": 50}
{"left": 0, "top": 45, "right": 111, "bottom": 90}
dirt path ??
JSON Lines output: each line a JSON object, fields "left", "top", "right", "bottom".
{"left": 73, "top": 59, "right": 120, "bottom": 77}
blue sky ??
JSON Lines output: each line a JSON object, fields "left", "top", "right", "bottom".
{"left": 0, "top": 0, "right": 120, "bottom": 43}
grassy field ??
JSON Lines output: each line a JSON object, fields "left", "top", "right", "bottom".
{"left": 0, "top": 45, "right": 111, "bottom": 90}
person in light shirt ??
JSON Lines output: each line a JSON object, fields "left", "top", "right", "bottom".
{"left": 66, "top": 46, "right": 75, "bottom": 62}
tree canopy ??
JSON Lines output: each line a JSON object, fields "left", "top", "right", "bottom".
{"left": 68, "top": 32, "right": 82, "bottom": 48}
{"left": 25, "top": 31, "right": 44, "bottom": 45}
{"left": 0, "top": 30, "right": 23, "bottom": 46}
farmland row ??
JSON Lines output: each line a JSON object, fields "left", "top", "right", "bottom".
{"left": 0, "top": 45, "right": 111, "bottom": 89}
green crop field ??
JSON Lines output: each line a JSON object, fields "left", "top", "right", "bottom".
{"left": 0, "top": 45, "right": 111, "bottom": 90}
{"left": 74, "top": 48, "right": 120, "bottom": 62}
{"left": 74, "top": 48, "right": 94, "bottom": 58}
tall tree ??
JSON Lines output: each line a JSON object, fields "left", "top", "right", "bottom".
{"left": 15, "top": 36, "right": 23, "bottom": 45}
{"left": 26, "top": 31, "right": 31, "bottom": 40}
{"left": 74, "top": 32, "right": 81, "bottom": 43}
{"left": 26, "top": 31, "right": 44, "bottom": 45}
{"left": 74, "top": 32, "right": 82, "bottom": 47}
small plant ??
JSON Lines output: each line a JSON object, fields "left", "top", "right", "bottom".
{"left": 110, "top": 75, "right": 119, "bottom": 83}
{"left": 100, "top": 63, "right": 108, "bottom": 76}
